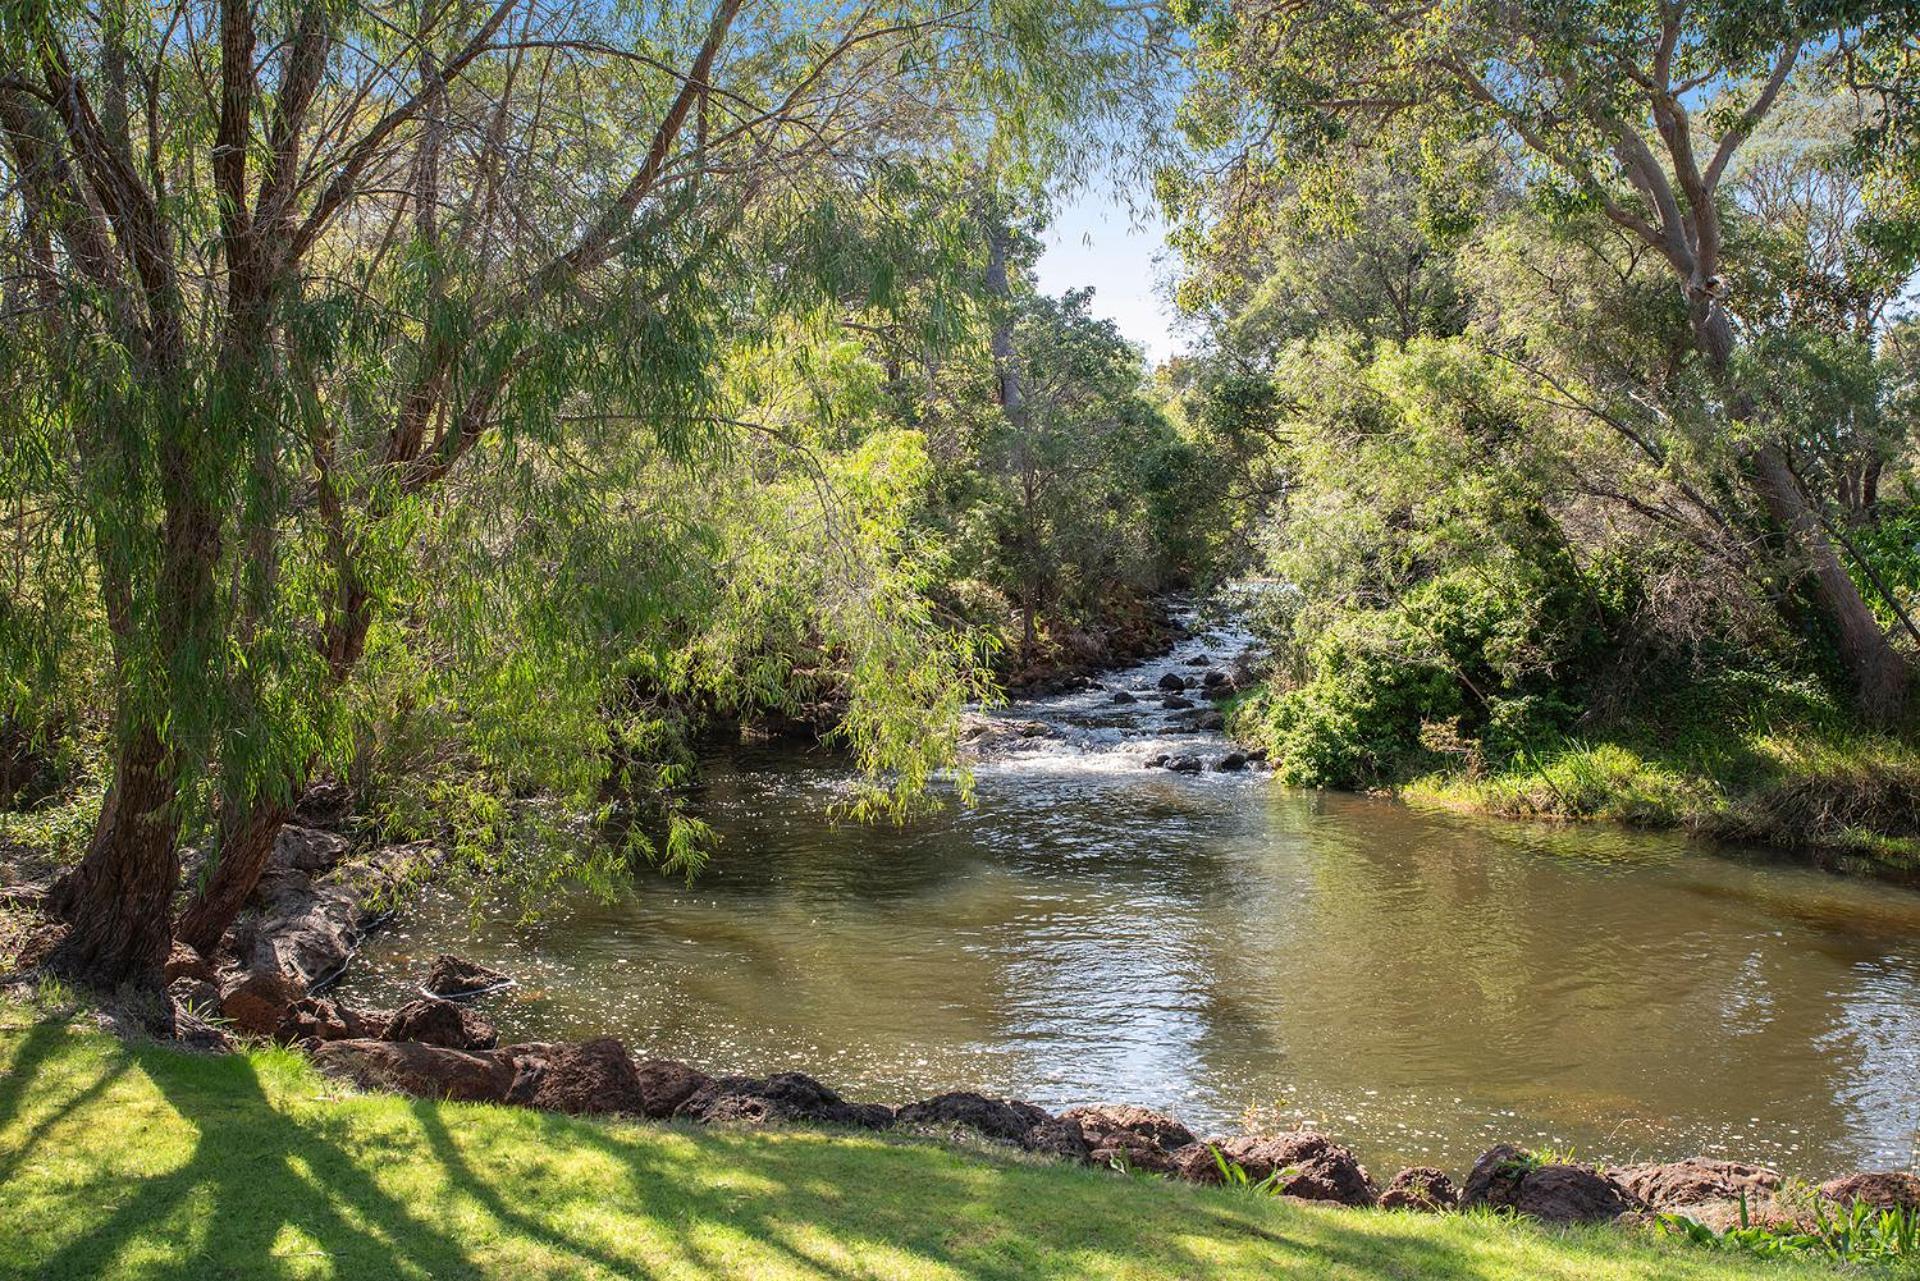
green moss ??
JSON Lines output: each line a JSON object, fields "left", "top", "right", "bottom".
{"left": 0, "top": 1007, "right": 1865, "bottom": 1280}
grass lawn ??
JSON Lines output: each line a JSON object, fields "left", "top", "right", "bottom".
{"left": 0, "top": 1007, "right": 1889, "bottom": 1280}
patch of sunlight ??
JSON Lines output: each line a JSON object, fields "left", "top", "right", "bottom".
{"left": 270, "top": 1222, "right": 338, "bottom": 1279}
{"left": 774, "top": 1219, "right": 970, "bottom": 1281}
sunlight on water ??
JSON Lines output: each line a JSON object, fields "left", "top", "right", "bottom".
{"left": 344, "top": 606, "right": 1920, "bottom": 1178}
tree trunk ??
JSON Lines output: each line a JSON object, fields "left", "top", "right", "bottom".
{"left": 45, "top": 724, "right": 181, "bottom": 986}
{"left": 1693, "top": 304, "right": 1909, "bottom": 725}
{"left": 174, "top": 798, "right": 290, "bottom": 957}
{"left": 1746, "top": 443, "right": 1909, "bottom": 724}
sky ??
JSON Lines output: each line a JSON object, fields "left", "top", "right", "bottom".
{"left": 1033, "top": 188, "right": 1185, "bottom": 366}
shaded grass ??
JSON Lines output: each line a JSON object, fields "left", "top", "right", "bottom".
{"left": 0, "top": 1007, "right": 1880, "bottom": 1280}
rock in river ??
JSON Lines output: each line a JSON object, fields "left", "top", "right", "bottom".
{"left": 383, "top": 997, "right": 498, "bottom": 1051}
{"left": 423, "top": 953, "right": 511, "bottom": 999}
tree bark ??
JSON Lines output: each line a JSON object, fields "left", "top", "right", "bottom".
{"left": 45, "top": 723, "right": 180, "bottom": 985}
{"left": 173, "top": 798, "right": 290, "bottom": 957}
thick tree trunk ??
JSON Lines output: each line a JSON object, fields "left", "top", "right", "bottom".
{"left": 174, "top": 798, "right": 290, "bottom": 957}
{"left": 45, "top": 724, "right": 181, "bottom": 986}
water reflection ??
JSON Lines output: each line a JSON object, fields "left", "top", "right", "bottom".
{"left": 345, "top": 629, "right": 1920, "bottom": 1177}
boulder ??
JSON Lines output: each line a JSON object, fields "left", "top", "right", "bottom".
{"left": 1166, "top": 755, "right": 1203, "bottom": 774}
{"left": 1379, "top": 1166, "right": 1458, "bottom": 1212}
{"left": 293, "top": 778, "right": 354, "bottom": 830}
{"left": 233, "top": 878, "right": 362, "bottom": 988}
{"left": 1111, "top": 691, "right": 1137, "bottom": 705}
{"left": 1168, "top": 1133, "right": 1375, "bottom": 1207}
{"left": 896, "top": 1092, "right": 1049, "bottom": 1144}
{"left": 166, "top": 975, "right": 222, "bottom": 1015}
{"left": 270, "top": 824, "right": 353, "bottom": 875}
{"left": 1061, "top": 1105, "right": 1195, "bottom": 1175}
{"left": 1021, "top": 1116, "right": 1094, "bottom": 1163}
{"left": 383, "top": 997, "right": 498, "bottom": 1051}
{"left": 313, "top": 1038, "right": 515, "bottom": 1103}
{"left": 677, "top": 1071, "right": 893, "bottom": 1130}
{"left": 1157, "top": 673, "right": 1187, "bottom": 692}
{"left": 1819, "top": 1171, "right": 1920, "bottom": 1211}
{"left": 1214, "top": 753, "right": 1247, "bottom": 772}
{"left": 1143, "top": 754, "right": 1170, "bottom": 769}
{"left": 219, "top": 966, "right": 305, "bottom": 1036}
{"left": 168, "top": 1003, "right": 235, "bottom": 1054}
{"left": 1161, "top": 695, "right": 1195, "bottom": 710}
{"left": 164, "top": 942, "right": 215, "bottom": 984}
{"left": 500, "top": 1042, "right": 563, "bottom": 1106}
{"left": 1193, "top": 711, "right": 1226, "bottom": 732}
{"left": 634, "top": 1058, "right": 714, "bottom": 1119}
{"left": 528, "top": 1037, "right": 647, "bottom": 1115}
{"left": 423, "top": 953, "right": 511, "bottom": 999}
{"left": 1185, "top": 655, "right": 1212, "bottom": 666}
{"left": 1201, "top": 671, "right": 1226, "bottom": 689}
{"left": 1611, "top": 1158, "right": 1782, "bottom": 1211}
{"left": 1461, "top": 1145, "right": 1642, "bottom": 1224}
{"left": 279, "top": 995, "right": 385, "bottom": 1046}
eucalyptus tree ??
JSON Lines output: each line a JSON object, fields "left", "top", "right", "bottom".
{"left": 0, "top": 0, "right": 1156, "bottom": 985}
{"left": 1173, "top": 0, "right": 1920, "bottom": 723}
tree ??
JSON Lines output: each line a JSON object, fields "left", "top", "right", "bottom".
{"left": 1175, "top": 0, "right": 1920, "bottom": 723}
{"left": 0, "top": 0, "right": 1146, "bottom": 985}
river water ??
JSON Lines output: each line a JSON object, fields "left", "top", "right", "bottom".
{"left": 343, "top": 609, "right": 1920, "bottom": 1178}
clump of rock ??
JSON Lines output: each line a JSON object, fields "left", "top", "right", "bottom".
{"left": 424, "top": 953, "right": 511, "bottom": 999}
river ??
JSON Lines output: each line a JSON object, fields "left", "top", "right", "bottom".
{"left": 342, "top": 606, "right": 1920, "bottom": 1178}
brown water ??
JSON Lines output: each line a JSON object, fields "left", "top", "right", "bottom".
{"left": 344, "top": 615, "right": 1920, "bottom": 1179}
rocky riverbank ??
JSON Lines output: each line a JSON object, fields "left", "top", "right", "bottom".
{"left": 7, "top": 809, "right": 1917, "bottom": 1245}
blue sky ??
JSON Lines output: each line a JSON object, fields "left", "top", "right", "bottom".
{"left": 1034, "top": 188, "right": 1184, "bottom": 365}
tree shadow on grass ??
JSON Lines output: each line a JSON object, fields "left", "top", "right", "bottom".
{"left": 23, "top": 1042, "right": 486, "bottom": 1280}
{"left": 0, "top": 1021, "right": 134, "bottom": 1186}
{"left": 7, "top": 1028, "right": 1681, "bottom": 1281}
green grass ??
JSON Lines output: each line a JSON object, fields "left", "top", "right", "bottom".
{"left": 1402, "top": 729, "right": 1920, "bottom": 873}
{"left": 0, "top": 1008, "right": 1887, "bottom": 1281}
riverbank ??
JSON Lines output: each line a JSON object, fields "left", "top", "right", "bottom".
{"left": 1222, "top": 680, "right": 1920, "bottom": 879}
{"left": 0, "top": 1004, "right": 1874, "bottom": 1281}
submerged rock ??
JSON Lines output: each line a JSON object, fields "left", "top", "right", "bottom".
{"left": 1170, "top": 1133, "right": 1376, "bottom": 1207}
{"left": 1161, "top": 695, "right": 1195, "bottom": 710}
{"left": 1110, "top": 690, "right": 1137, "bottom": 704}
{"left": 1461, "top": 1145, "right": 1642, "bottom": 1223}
{"left": 677, "top": 1071, "right": 893, "bottom": 1130}
{"left": 1185, "top": 655, "right": 1212, "bottom": 666}
{"left": 383, "top": 997, "right": 498, "bottom": 1051}
{"left": 1379, "top": 1166, "right": 1458, "bottom": 1212}
{"left": 423, "top": 953, "right": 511, "bottom": 999}
{"left": 1166, "top": 755, "right": 1203, "bottom": 774}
